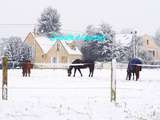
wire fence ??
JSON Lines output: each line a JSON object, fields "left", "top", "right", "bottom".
{"left": 0, "top": 86, "right": 143, "bottom": 91}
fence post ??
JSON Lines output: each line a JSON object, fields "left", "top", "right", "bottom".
{"left": 2, "top": 56, "right": 8, "bottom": 100}
{"left": 111, "top": 59, "right": 116, "bottom": 102}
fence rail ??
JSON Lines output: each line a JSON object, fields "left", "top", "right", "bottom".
{"left": 33, "top": 62, "right": 129, "bottom": 69}
{"left": 0, "top": 86, "right": 143, "bottom": 91}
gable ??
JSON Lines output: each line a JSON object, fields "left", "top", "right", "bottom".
{"left": 24, "top": 32, "right": 82, "bottom": 56}
{"left": 59, "top": 41, "right": 82, "bottom": 55}
{"left": 24, "top": 32, "right": 44, "bottom": 54}
{"left": 35, "top": 36, "right": 56, "bottom": 53}
{"left": 48, "top": 40, "right": 82, "bottom": 56}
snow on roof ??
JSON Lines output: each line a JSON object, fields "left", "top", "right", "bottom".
{"left": 35, "top": 36, "right": 56, "bottom": 53}
{"left": 60, "top": 41, "right": 82, "bottom": 55}
{"left": 33, "top": 33, "right": 81, "bottom": 55}
{"left": 115, "top": 34, "right": 133, "bottom": 46}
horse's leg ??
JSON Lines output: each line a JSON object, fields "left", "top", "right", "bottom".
{"left": 25, "top": 70, "right": 27, "bottom": 77}
{"left": 132, "top": 72, "right": 134, "bottom": 80}
{"left": 24, "top": 68, "right": 27, "bottom": 77}
{"left": 73, "top": 68, "right": 77, "bottom": 77}
{"left": 78, "top": 68, "right": 82, "bottom": 77}
{"left": 89, "top": 68, "right": 91, "bottom": 77}
{"left": 22, "top": 71, "right": 24, "bottom": 77}
{"left": 22, "top": 68, "right": 24, "bottom": 77}
{"left": 136, "top": 71, "right": 139, "bottom": 81}
{"left": 28, "top": 69, "right": 30, "bottom": 77}
{"left": 128, "top": 71, "right": 131, "bottom": 80}
{"left": 91, "top": 67, "right": 94, "bottom": 77}
{"left": 91, "top": 72, "right": 93, "bottom": 77}
{"left": 25, "top": 65, "right": 28, "bottom": 77}
{"left": 28, "top": 66, "right": 31, "bottom": 77}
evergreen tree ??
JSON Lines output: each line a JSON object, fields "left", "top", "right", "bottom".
{"left": 81, "top": 23, "right": 115, "bottom": 61}
{"left": 37, "top": 7, "right": 61, "bottom": 35}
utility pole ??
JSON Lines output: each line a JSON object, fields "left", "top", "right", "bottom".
{"left": 131, "top": 30, "right": 137, "bottom": 58}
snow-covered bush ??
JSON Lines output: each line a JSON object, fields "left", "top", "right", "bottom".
{"left": 2, "top": 36, "right": 33, "bottom": 62}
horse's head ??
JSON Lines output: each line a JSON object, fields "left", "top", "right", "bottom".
{"left": 67, "top": 66, "right": 73, "bottom": 77}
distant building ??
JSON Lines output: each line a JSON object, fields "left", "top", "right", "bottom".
{"left": 24, "top": 32, "right": 82, "bottom": 63}
{"left": 115, "top": 33, "right": 160, "bottom": 61}
{"left": 141, "top": 34, "right": 160, "bottom": 61}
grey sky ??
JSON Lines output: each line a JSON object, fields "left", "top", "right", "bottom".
{"left": 0, "top": 0, "right": 159, "bottom": 38}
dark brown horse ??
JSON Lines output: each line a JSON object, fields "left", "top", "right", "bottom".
{"left": 68, "top": 59, "right": 95, "bottom": 77}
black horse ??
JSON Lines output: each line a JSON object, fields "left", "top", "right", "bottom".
{"left": 68, "top": 59, "right": 95, "bottom": 77}
{"left": 126, "top": 58, "right": 142, "bottom": 81}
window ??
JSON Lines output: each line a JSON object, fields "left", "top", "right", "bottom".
{"left": 149, "top": 50, "right": 156, "bottom": 57}
{"left": 153, "top": 51, "right": 155, "bottom": 57}
{"left": 42, "top": 54, "right": 46, "bottom": 58}
{"left": 51, "top": 57, "right": 57, "bottom": 63}
{"left": 147, "top": 40, "right": 149, "bottom": 45}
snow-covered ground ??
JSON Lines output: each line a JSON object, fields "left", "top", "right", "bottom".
{"left": 0, "top": 68, "right": 160, "bottom": 120}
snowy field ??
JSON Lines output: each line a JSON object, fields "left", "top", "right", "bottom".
{"left": 0, "top": 68, "right": 160, "bottom": 120}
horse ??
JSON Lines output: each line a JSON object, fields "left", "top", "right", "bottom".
{"left": 126, "top": 58, "right": 142, "bottom": 81}
{"left": 21, "top": 60, "right": 32, "bottom": 77}
{"left": 68, "top": 59, "right": 95, "bottom": 77}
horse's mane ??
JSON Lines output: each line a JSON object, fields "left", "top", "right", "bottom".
{"left": 72, "top": 59, "right": 95, "bottom": 64}
{"left": 72, "top": 59, "right": 82, "bottom": 64}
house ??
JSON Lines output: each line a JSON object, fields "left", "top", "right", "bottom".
{"left": 24, "top": 32, "right": 82, "bottom": 63}
{"left": 115, "top": 33, "right": 160, "bottom": 61}
{"left": 141, "top": 34, "right": 160, "bottom": 61}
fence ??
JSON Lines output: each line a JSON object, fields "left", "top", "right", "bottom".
{"left": 33, "top": 62, "right": 128, "bottom": 69}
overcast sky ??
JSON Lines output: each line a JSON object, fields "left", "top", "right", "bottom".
{"left": 0, "top": 0, "right": 159, "bottom": 38}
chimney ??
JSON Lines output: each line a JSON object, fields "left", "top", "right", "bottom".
{"left": 33, "top": 26, "right": 38, "bottom": 36}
